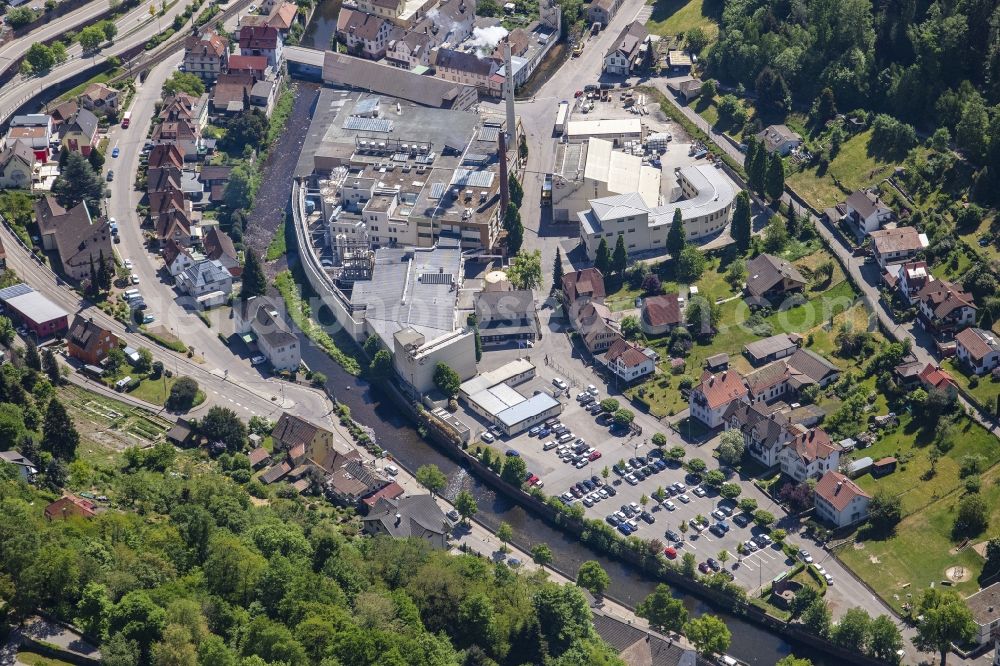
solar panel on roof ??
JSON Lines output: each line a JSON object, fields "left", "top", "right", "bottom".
{"left": 451, "top": 169, "right": 495, "bottom": 188}
{"left": 479, "top": 126, "right": 500, "bottom": 142}
{"left": 429, "top": 183, "right": 446, "bottom": 199}
{"left": 420, "top": 272, "right": 453, "bottom": 284}
{"left": 343, "top": 117, "right": 393, "bottom": 133}
{"left": 0, "top": 283, "right": 33, "bottom": 301}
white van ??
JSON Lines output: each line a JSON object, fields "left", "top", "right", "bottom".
{"left": 123, "top": 289, "right": 140, "bottom": 301}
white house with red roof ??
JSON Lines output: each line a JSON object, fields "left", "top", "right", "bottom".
{"left": 602, "top": 338, "right": 656, "bottom": 383}
{"left": 956, "top": 327, "right": 1000, "bottom": 375}
{"left": 918, "top": 363, "right": 959, "bottom": 396}
{"left": 689, "top": 369, "right": 748, "bottom": 428}
{"left": 915, "top": 278, "right": 977, "bottom": 335}
{"left": 813, "top": 471, "right": 870, "bottom": 527}
{"left": 778, "top": 428, "right": 840, "bottom": 482}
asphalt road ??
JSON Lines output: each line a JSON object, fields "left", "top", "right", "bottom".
{"left": 0, "top": 0, "right": 109, "bottom": 73}
{"left": 0, "top": 0, "right": 201, "bottom": 124}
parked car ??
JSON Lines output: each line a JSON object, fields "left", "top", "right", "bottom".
{"left": 678, "top": 494, "right": 691, "bottom": 504}
{"left": 446, "top": 509, "right": 460, "bottom": 522}
{"left": 640, "top": 511, "right": 654, "bottom": 524}
{"left": 664, "top": 546, "right": 677, "bottom": 559}
{"left": 553, "top": 378, "right": 568, "bottom": 390}
{"left": 733, "top": 513, "right": 751, "bottom": 527}
{"left": 250, "top": 355, "right": 267, "bottom": 365}
{"left": 606, "top": 514, "right": 620, "bottom": 526}
{"left": 529, "top": 426, "right": 541, "bottom": 436}
{"left": 664, "top": 500, "right": 676, "bottom": 511}
{"left": 666, "top": 529, "right": 681, "bottom": 542}
{"left": 707, "top": 558, "right": 721, "bottom": 572}
{"left": 698, "top": 562, "right": 711, "bottom": 574}
{"left": 604, "top": 484, "right": 616, "bottom": 496}
{"left": 481, "top": 432, "right": 495, "bottom": 443}
{"left": 693, "top": 486, "right": 707, "bottom": 497}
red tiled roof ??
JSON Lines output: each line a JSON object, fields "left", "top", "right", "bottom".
{"left": 247, "top": 447, "right": 270, "bottom": 466}
{"left": 361, "top": 481, "right": 404, "bottom": 506}
{"left": 814, "top": 471, "right": 869, "bottom": 511}
{"left": 918, "top": 364, "right": 957, "bottom": 391}
{"left": 787, "top": 428, "right": 837, "bottom": 463}
{"left": 694, "top": 369, "right": 747, "bottom": 410}
{"left": 227, "top": 54, "right": 268, "bottom": 73}
{"left": 604, "top": 338, "right": 649, "bottom": 368}
{"left": 563, "top": 268, "right": 606, "bottom": 303}
{"left": 642, "top": 293, "right": 680, "bottom": 328}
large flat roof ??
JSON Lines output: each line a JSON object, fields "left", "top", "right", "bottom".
{"left": 468, "top": 383, "right": 527, "bottom": 417}
{"left": 566, "top": 118, "right": 642, "bottom": 137}
{"left": 584, "top": 138, "right": 660, "bottom": 207}
{"left": 460, "top": 358, "right": 534, "bottom": 395}
{"left": 6, "top": 291, "right": 70, "bottom": 323}
{"left": 496, "top": 392, "right": 559, "bottom": 427}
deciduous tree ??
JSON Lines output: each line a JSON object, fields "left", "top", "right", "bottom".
{"left": 637, "top": 584, "right": 688, "bottom": 633}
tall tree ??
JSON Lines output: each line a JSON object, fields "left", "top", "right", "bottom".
{"left": 552, "top": 249, "right": 564, "bottom": 292}
{"left": 575, "top": 561, "right": 610, "bottom": 597}
{"left": 868, "top": 615, "right": 904, "bottom": 663}
{"left": 814, "top": 87, "right": 837, "bottom": 125}
{"left": 748, "top": 143, "right": 767, "bottom": 195}
{"left": 454, "top": 489, "right": 477, "bottom": 523}
{"left": 684, "top": 615, "right": 731, "bottom": 657}
{"left": 240, "top": 250, "right": 267, "bottom": 299}
{"left": 914, "top": 589, "right": 976, "bottom": 666}
{"left": 507, "top": 250, "right": 542, "bottom": 290}
{"left": 730, "top": 191, "right": 752, "bottom": 252}
{"left": 612, "top": 235, "right": 628, "bottom": 275}
{"left": 42, "top": 348, "right": 60, "bottom": 384}
{"left": 42, "top": 398, "right": 79, "bottom": 461}
{"left": 637, "top": 584, "right": 688, "bottom": 633}
{"left": 831, "top": 608, "right": 871, "bottom": 652}
{"left": 765, "top": 153, "right": 785, "bottom": 202}
{"left": 594, "top": 238, "right": 611, "bottom": 275}
{"left": 24, "top": 338, "right": 40, "bottom": 371}
{"left": 198, "top": 406, "right": 246, "bottom": 452}
{"left": 432, "top": 362, "right": 461, "bottom": 396}
{"left": 416, "top": 464, "right": 447, "bottom": 495}
{"left": 667, "top": 208, "right": 686, "bottom": 257}
{"left": 52, "top": 152, "right": 104, "bottom": 211}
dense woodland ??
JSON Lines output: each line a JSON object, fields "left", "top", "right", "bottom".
{"left": 0, "top": 455, "right": 631, "bottom": 666}
{"left": 707, "top": 0, "right": 1000, "bottom": 194}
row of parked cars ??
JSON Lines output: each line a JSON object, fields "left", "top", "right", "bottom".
{"left": 605, "top": 502, "right": 656, "bottom": 535}
{"left": 560, "top": 474, "right": 617, "bottom": 508}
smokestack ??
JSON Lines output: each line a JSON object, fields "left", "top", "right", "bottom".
{"left": 504, "top": 39, "right": 516, "bottom": 146}
{"left": 498, "top": 128, "right": 509, "bottom": 214}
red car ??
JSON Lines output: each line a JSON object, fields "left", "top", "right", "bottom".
{"left": 698, "top": 562, "right": 711, "bottom": 574}
{"left": 526, "top": 474, "right": 539, "bottom": 486}
{"left": 664, "top": 547, "right": 677, "bottom": 559}
{"left": 574, "top": 90, "right": 583, "bottom": 98}
{"left": 588, "top": 450, "right": 602, "bottom": 461}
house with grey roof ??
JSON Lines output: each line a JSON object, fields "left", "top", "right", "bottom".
{"left": 591, "top": 608, "right": 697, "bottom": 666}
{"left": 845, "top": 189, "right": 893, "bottom": 237}
{"left": 34, "top": 196, "right": 113, "bottom": 283}
{"left": 326, "top": 459, "right": 389, "bottom": 504}
{"left": 0, "top": 140, "right": 34, "bottom": 189}
{"left": 757, "top": 124, "right": 802, "bottom": 155}
{"left": 745, "top": 254, "right": 806, "bottom": 306}
{"left": 176, "top": 259, "right": 233, "bottom": 299}
{"left": 234, "top": 296, "right": 301, "bottom": 371}
{"left": 723, "top": 400, "right": 793, "bottom": 467}
{"left": 362, "top": 494, "right": 449, "bottom": 548}
{"left": 0, "top": 451, "right": 37, "bottom": 482}
{"left": 474, "top": 289, "right": 538, "bottom": 347}
{"left": 743, "top": 333, "right": 802, "bottom": 366}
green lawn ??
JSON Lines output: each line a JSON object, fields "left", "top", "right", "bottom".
{"left": 128, "top": 375, "right": 206, "bottom": 409}
{"left": 838, "top": 414, "right": 1000, "bottom": 611}
{"left": 787, "top": 129, "right": 902, "bottom": 210}
{"left": 943, "top": 358, "right": 1000, "bottom": 414}
{"left": 16, "top": 652, "right": 77, "bottom": 666}
{"left": 645, "top": 0, "right": 722, "bottom": 40}
{"left": 266, "top": 220, "right": 287, "bottom": 261}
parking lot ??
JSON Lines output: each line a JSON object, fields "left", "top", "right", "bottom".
{"left": 470, "top": 368, "right": 815, "bottom": 592}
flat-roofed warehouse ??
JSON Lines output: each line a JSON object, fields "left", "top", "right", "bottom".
{"left": 0, "top": 283, "right": 69, "bottom": 337}
{"left": 458, "top": 359, "right": 562, "bottom": 435}
{"left": 565, "top": 118, "right": 644, "bottom": 147}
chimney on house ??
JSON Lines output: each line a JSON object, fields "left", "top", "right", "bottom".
{"left": 394, "top": 513, "right": 402, "bottom": 527}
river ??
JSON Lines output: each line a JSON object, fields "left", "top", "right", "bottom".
{"left": 302, "top": 0, "right": 342, "bottom": 51}
{"left": 295, "top": 329, "right": 829, "bottom": 665}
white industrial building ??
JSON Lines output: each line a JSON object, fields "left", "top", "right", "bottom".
{"left": 565, "top": 118, "right": 644, "bottom": 146}
{"left": 578, "top": 164, "right": 738, "bottom": 259}
{"left": 552, "top": 137, "right": 660, "bottom": 222}
{"left": 458, "top": 359, "right": 561, "bottom": 436}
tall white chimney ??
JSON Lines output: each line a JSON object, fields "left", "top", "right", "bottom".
{"left": 504, "top": 40, "right": 516, "bottom": 146}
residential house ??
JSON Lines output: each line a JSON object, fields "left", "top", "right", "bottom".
{"left": 963, "top": 582, "right": 1000, "bottom": 647}
{"left": 778, "top": 428, "right": 840, "bottom": 482}
{"left": 151, "top": 110, "right": 201, "bottom": 157}
{"left": 198, "top": 165, "right": 232, "bottom": 205}
{"left": 690, "top": 369, "right": 748, "bottom": 428}
{"left": 786, "top": 348, "right": 840, "bottom": 387}
{"left": 757, "top": 125, "right": 802, "bottom": 155}
{"left": 147, "top": 167, "right": 182, "bottom": 196}
{"left": 235, "top": 296, "right": 301, "bottom": 370}
{"left": 326, "top": 459, "right": 389, "bottom": 504}
{"left": 356, "top": 0, "right": 405, "bottom": 21}
{"left": 150, "top": 187, "right": 185, "bottom": 216}
{"left": 956, "top": 327, "right": 1000, "bottom": 375}
{"left": 239, "top": 25, "right": 283, "bottom": 68}
{"left": 60, "top": 109, "right": 99, "bottom": 156}
{"left": 918, "top": 363, "right": 959, "bottom": 397}
{"left": 667, "top": 78, "right": 702, "bottom": 103}
{"left": 176, "top": 259, "right": 233, "bottom": 298}
{"left": 271, "top": 412, "right": 341, "bottom": 459}
{"left": 434, "top": 48, "right": 499, "bottom": 92}
{"left": 603, "top": 21, "right": 648, "bottom": 75}
{"left": 845, "top": 190, "right": 892, "bottom": 237}
{"left": 362, "top": 494, "right": 449, "bottom": 548}
{"left": 474, "top": 289, "right": 538, "bottom": 346}
{"left": 745, "top": 348, "right": 840, "bottom": 404}
{"left": 0, "top": 450, "right": 37, "bottom": 482}
{"left": 156, "top": 209, "right": 193, "bottom": 247}
{"left": 744, "top": 254, "right": 807, "bottom": 306}
{"left": 386, "top": 31, "right": 433, "bottom": 69}
{"left": 0, "top": 140, "right": 34, "bottom": 189}
{"left": 267, "top": 1, "right": 298, "bottom": 32}
{"left": 602, "top": 338, "right": 655, "bottom": 382}
{"left": 211, "top": 72, "right": 257, "bottom": 115}
{"left": 743, "top": 333, "right": 801, "bottom": 366}
{"left": 813, "top": 471, "right": 870, "bottom": 527}
{"left": 159, "top": 93, "right": 209, "bottom": 132}
{"left": 723, "top": 401, "right": 792, "bottom": 467}
{"left": 563, "top": 267, "right": 606, "bottom": 307}
{"left": 870, "top": 226, "right": 929, "bottom": 268}
{"left": 249, "top": 79, "right": 278, "bottom": 116}
{"left": 883, "top": 260, "right": 930, "bottom": 304}
{"left": 66, "top": 315, "right": 118, "bottom": 366}
{"left": 587, "top": 0, "right": 622, "bottom": 26}
{"left": 227, "top": 54, "right": 269, "bottom": 79}
{"left": 247, "top": 447, "right": 271, "bottom": 469}
{"left": 337, "top": 8, "right": 395, "bottom": 60}
{"left": 49, "top": 100, "right": 79, "bottom": 127}
{"left": 590, "top": 609, "right": 698, "bottom": 666}
{"left": 665, "top": 49, "right": 693, "bottom": 73}
{"left": 44, "top": 494, "right": 97, "bottom": 521}
{"left": 34, "top": 196, "right": 113, "bottom": 282}
{"left": 162, "top": 240, "right": 196, "bottom": 277}
{"left": 7, "top": 114, "right": 53, "bottom": 162}
{"left": 147, "top": 144, "right": 186, "bottom": 177}
{"left": 915, "top": 279, "right": 977, "bottom": 335}
{"left": 893, "top": 356, "right": 925, "bottom": 389}
{"left": 183, "top": 29, "right": 230, "bottom": 82}
{"left": 640, "top": 293, "right": 681, "bottom": 336}
{"left": 577, "top": 300, "right": 622, "bottom": 353}
{"left": 79, "top": 82, "right": 120, "bottom": 115}
{"left": 203, "top": 228, "right": 241, "bottom": 277}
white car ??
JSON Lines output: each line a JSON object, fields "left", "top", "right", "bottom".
{"left": 629, "top": 502, "right": 640, "bottom": 513}
{"left": 250, "top": 355, "right": 267, "bottom": 365}
{"left": 824, "top": 574, "right": 834, "bottom": 585}
{"left": 744, "top": 540, "right": 758, "bottom": 552}
{"left": 693, "top": 486, "right": 707, "bottom": 497}
{"left": 130, "top": 274, "right": 140, "bottom": 285}
{"left": 481, "top": 432, "right": 495, "bottom": 443}
{"left": 123, "top": 259, "right": 133, "bottom": 269}
{"left": 553, "top": 378, "right": 568, "bottom": 390}
{"left": 678, "top": 494, "right": 691, "bottom": 504}
{"left": 625, "top": 474, "right": 638, "bottom": 485}
{"left": 664, "top": 501, "right": 676, "bottom": 511}
{"left": 587, "top": 385, "right": 598, "bottom": 395}
{"left": 799, "top": 549, "right": 813, "bottom": 563}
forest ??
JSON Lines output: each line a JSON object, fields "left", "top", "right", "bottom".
{"left": 0, "top": 459, "right": 630, "bottom": 666}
